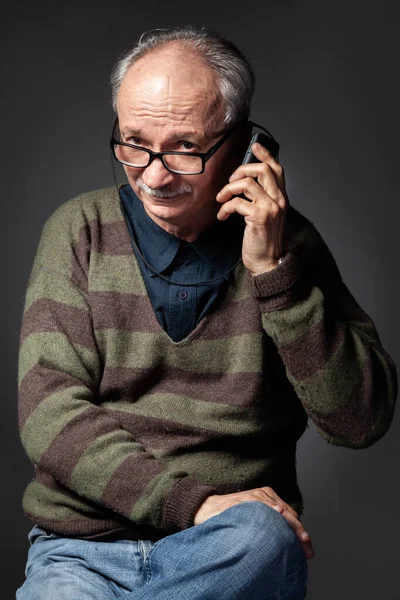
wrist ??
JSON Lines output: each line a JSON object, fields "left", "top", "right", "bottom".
{"left": 249, "top": 254, "right": 286, "bottom": 277}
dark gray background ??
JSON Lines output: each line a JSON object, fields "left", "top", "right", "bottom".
{"left": 2, "top": 0, "right": 399, "bottom": 598}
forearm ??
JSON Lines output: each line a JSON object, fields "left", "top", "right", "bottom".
{"left": 252, "top": 214, "right": 397, "bottom": 448}
{"left": 258, "top": 280, "right": 397, "bottom": 447}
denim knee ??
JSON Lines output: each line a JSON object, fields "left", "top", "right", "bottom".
{"left": 219, "top": 501, "right": 306, "bottom": 576}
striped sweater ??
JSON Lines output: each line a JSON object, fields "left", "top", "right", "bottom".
{"left": 18, "top": 186, "right": 397, "bottom": 540}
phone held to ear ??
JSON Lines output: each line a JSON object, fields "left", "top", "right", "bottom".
{"left": 242, "top": 124, "right": 280, "bottom": 164}
{"left": 237, "top": 124, "right": 280, "bottom": 201}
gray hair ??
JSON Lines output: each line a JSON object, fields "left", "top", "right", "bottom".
{"left": 110, "top": 25, "right": 255, "bottom": 126}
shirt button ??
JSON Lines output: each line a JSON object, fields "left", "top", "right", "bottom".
{"left": 178, "top": 290, "right": 188, "bottom": 300}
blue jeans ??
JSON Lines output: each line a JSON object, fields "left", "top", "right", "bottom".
{"left": 17, "top": 502, "right": 307, "bottom": 600}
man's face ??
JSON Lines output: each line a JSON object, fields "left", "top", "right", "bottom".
{"left": 116, "top": 44, "right": 245, "bottom": 236}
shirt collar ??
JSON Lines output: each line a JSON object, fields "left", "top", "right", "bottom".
{"left": 120, "top": 184, "right": 244, "bottom": 274}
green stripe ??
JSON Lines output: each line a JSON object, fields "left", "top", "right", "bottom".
{"left": 262, "top": 286, "right": 325, "bottom": 345}
{"left": 151, "top": 448, "right": 274, "bottom": 487}
{"left": 20, "top": 388, "right": 90, "bottom": 462}
{"left": 89, "top": 253, "right": 146, "bottom": 294}
{"left": 129, "top": 472, "right": 179, "bottom": 523}
{"left": 22, "top": 480, "right": 105, "bottom": 520}
{"left": 18, "top": 332, "right": 99, "bottom": 386}
{"left": 103, "top": 393, "right": 260, "bottom": 435}
{"left": 70, "top": 431, "right": 143, "bottom": 500}
{"left": 24, "top": 269, "right": 89, "bottom": 312}
{"left": 98, "top": 331, "right": 263, "bottom": 373}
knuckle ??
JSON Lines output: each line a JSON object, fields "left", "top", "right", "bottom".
{"left": 245, "top": 176, "right": 257, "bottom": 189}
{"left": 269, "top": 203, "right": 280, "bottom": 217}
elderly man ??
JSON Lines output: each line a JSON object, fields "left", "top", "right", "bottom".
{"left": 17, "top": 25, "right": 396, "bottom": 600}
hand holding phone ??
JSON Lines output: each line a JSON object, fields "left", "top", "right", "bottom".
{"left": 239, "top": 127, "right": 280, "bottom": 201}
{"left": 216, "top": 122, "right": 286, "bottom": 276}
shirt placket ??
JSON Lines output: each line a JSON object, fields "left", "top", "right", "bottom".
{"left": 167, "top": 246, "right": 199, "bottom": 341}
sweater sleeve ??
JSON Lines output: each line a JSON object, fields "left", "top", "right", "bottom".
{"left": 252, "top": 207, "right": 397, "bottom": 448}
{"left": 18, "top": 202, "right": 215, "bottom": 532}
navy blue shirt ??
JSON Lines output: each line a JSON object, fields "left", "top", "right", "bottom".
{"left": 120, "top": 184, "right": 244, "bottom": 342}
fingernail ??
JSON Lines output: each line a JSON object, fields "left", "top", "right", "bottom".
{"left": 301, "top": 532, "right": 309, "bottom": 540}
{"left": 229, "top": 171, "right": 237, "bottom": 180}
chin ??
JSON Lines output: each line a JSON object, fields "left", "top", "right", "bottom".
{"left": 143, "top": 197, "right": 189, "bottom": 222}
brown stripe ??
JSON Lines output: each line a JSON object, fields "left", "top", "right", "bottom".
{"left": 20, "top": 298, "right": 96, "bottom": 350}
{"left": 257, "top": 277, "right": 311, "bottom": 312}
{"left": 82, "top": 220, "right": 132, "bottom": 257}
{"left": 18, "top": 364, "right": 92, "bottom": 428}
{"left": 90, "top": 292, "right": 262, "bottom": 339}
{"left": 101, "top": 453, "right": 164, "bottom": 517}
{"left": 279, "top": 319, "right": 345, "bottom": 381}
{"left": 24, "top": 512, "right": 127, "bottom": 538}
{"left": 90, "top": 292, "right": 159, "bottom": 333}
{"left": 195, "top": 296, "right": 262, "bottom": 340}
{"left": 99, "top": 365, "right": 263, "bottom": 407}
{"left": 39, "top": 406, "right": 122, "bottom": 483}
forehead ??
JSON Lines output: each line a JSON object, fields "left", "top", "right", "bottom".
{"left": 116, "top": 44, "right": 225, "bottom": 138}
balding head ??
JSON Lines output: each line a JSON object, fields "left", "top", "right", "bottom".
{"left": 117, "top": 42, "right": 225, "bottom": 139}
{"left": 111, "top": 26, "right": 255, "bottom": 126}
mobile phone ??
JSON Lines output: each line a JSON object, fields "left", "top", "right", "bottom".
{"left": 242, "top": 132, "right": 280, "bottom": 164}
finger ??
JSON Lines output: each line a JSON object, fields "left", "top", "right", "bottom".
{"left": 280, "top": 510, "right": 314, "bottom": 558}
{"left": 217, "top": 177, "right": 264, "bottom": 204}
{"left": 229, "top": 161, "right": 280, "bottom": 183}
{"left": 274, "top": 503, "right": 299, "bottom": 520}
{"left": 251, "top": 142, "right": 281, "bottom": 170}
{"left": 228, "top": 164, "right": 285, "bottom": 206}
{"left": 248, "top": 143, "right": 286, "bottom": 192}
{"left": 260, "top": 488, "right": 299, "bottom": 519}
{"left": 217, "top": 178, "right": 284, "bottom": 208}
{"left": 217, "top": 196, "right": 255, "bottom": 221}
{"left": 301, "top": 539, "right": 315, "bottom": 560}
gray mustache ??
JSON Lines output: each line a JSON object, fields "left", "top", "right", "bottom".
{"left": 136, "top": 178, "right": 192, "bottom": 199}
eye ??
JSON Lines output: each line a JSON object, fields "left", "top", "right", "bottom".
{"left": 179, "top": 141, "right": 196, "bottom": 151}
{"left": 129, "top": 137, "right": 142, "bottom": 146}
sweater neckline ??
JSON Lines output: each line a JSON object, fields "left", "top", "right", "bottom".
{"left": 112, "top": 185, "right": 247, "bottom": 347}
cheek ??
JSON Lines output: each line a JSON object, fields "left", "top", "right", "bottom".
{"left": 123, "top": 165, "right": 138, "bottom": 183}
{"left": 187, "top": 172, "right": 220, "bottom": 203}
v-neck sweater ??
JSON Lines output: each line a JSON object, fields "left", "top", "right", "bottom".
{"left": 18, "top": 186, "right": 397, "bottom": 540}
{"left": 119, "top": 183, "right": 244, "bottom": 342}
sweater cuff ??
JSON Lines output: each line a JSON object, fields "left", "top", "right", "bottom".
{"left": 162, "top": 477, "right": 216, "bottom": 531}
{"left": 251, "top": 251, "right": 302, "bottom": 297}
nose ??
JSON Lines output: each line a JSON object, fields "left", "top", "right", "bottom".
{"left": 141, "top": 156, "right": 176, "bottom": 189}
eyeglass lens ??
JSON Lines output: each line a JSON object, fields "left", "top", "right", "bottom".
{"left": 114, "top": 144, "right": 203, "bottom": 174}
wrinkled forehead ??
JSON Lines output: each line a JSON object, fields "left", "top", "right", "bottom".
{"left": 116, "top": 46, "right": 226, "bottom": 138}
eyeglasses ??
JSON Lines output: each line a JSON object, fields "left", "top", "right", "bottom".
{"left": 109, "top": 118, "right": 241, "bottom": 175}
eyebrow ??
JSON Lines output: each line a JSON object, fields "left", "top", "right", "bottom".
{"left": 121, "top": 128, "right": 205, "bottom": 144}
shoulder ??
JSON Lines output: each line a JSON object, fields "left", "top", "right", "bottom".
{"left": 32, "top": 186, "right": 127, "bottom": 283}
{"left": 41, "top": 186, "right": 122, "bottom": 245}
